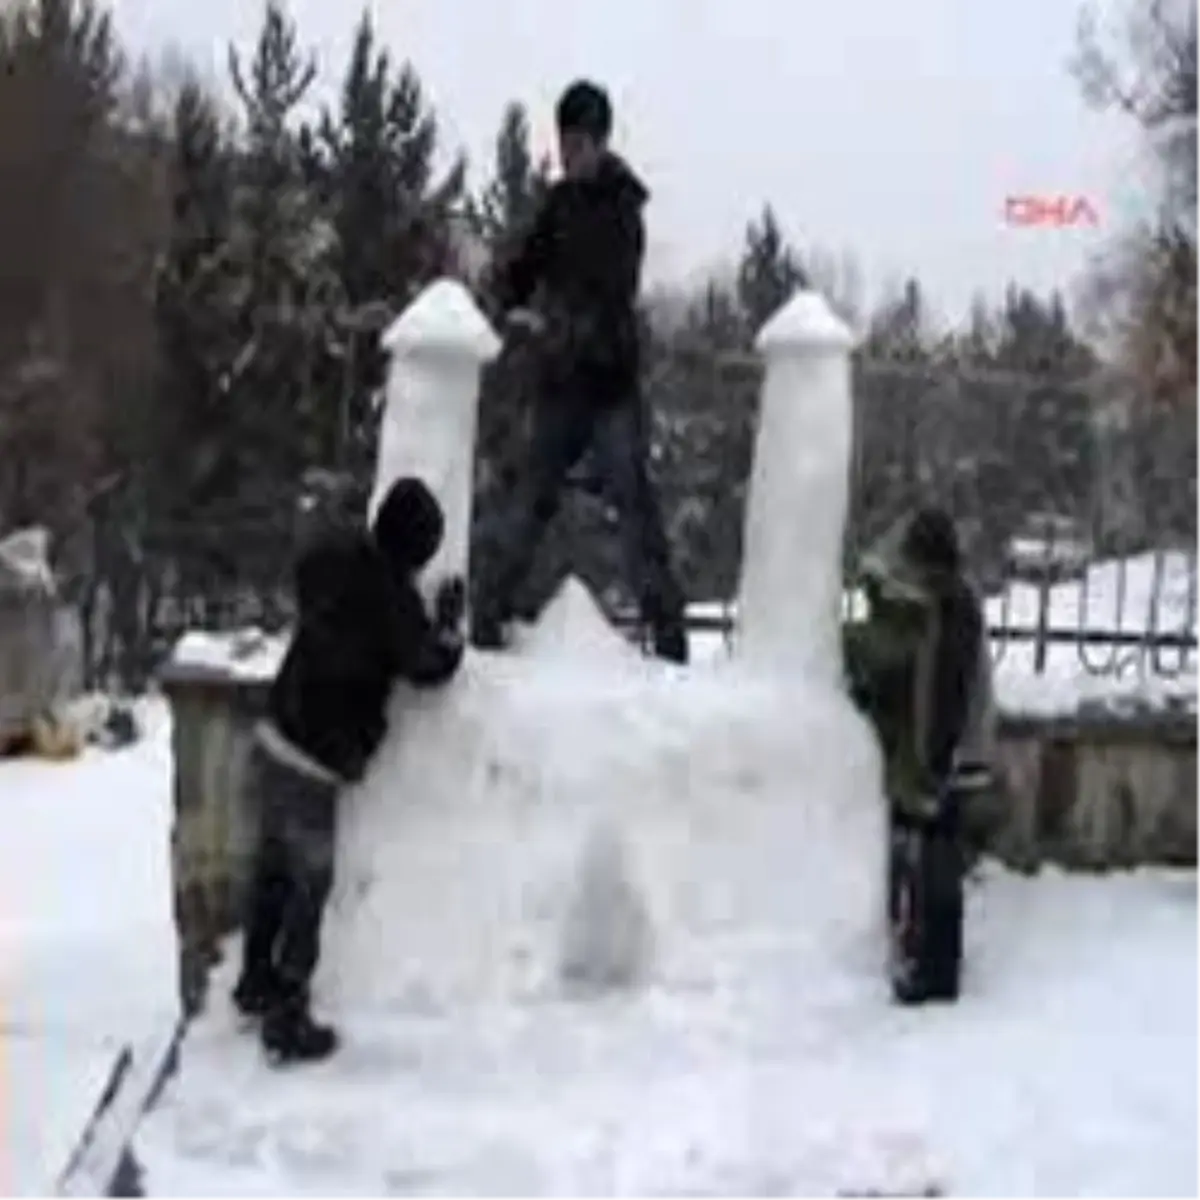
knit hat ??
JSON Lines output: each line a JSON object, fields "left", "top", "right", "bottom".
{"left": 372, "top": 477, "right": 444, "bottom": 574}
{"left": 556, "top": 80, "right": 612, "bottom": 140}
{"left": 902, "top": 506, "right": 961, "bottom": 574}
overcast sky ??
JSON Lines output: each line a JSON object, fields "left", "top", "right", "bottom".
{"left": 111, "top": 0, "right": 1147, "bottom": 327}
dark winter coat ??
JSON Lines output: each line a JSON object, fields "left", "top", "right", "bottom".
{"left": 494, "top": 152, "right": 648, "bottom": 408}
{"left": 267, "top": 483, "right": 464, "bottom": 784}
{"left": 843, "top": 519, "right": 994, "bottom": 818}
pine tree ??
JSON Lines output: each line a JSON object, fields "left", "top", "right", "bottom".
{"left": 957, "top": 293, "right": 997, "bottom": 365}
{"left": 0, "top": 0, "right": 144, "bottom": 536}
{"left": 470, "top": 100, "right": 553, "bottom": 594}
{"left": 994, "top": 285, "right": 1092, "bottom": 374}
{"left": 865, "top": 277, "right": 929, "bottom": 360}
{"left": 225, "top": 1, "right": 337, "bottom": 500}
{"left": 307, "top": 12, "right": 466, "bottom": 471}
{"left": 473, "top": 101, "right": 550, "bottom": 251}
{"left": 315, "top": 12, "right": 392, "bottom": 308}
{"left": 1075, "top": 0, "right": 1195, "bottom": 408}
{"left": 383, "top": 61, "right": 466, "bottom": 295}
{"left": 153, "top": 79, "right": 239, "bottom": 523}
{"left": 736, "top": 205, "right": 807, "bottom": 335}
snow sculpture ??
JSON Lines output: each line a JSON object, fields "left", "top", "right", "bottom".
{"left": 737, "top": 290, "right": 855, "bottom": 684}
{"left": 369, "top": 279, "right": 501, "bottom": 599}
{"left": 146, "top": 286, "right": 914, "bottom": 1195}
{"left": 323, "top": 286, "right": 884, "bottom": 1014}
{"left": 559, "top": 820, "right": 653, "bottom": 993}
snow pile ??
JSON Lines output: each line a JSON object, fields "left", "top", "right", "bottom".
{"left": 0, "top": 525, "right": 56, "bottom": 594}
{"left": 169, "top": 627, "right": 287, "bottom": 682}
{"left": 558, "top": 820, "right": 653, "bottom": 993}
{"left": 517, "top": 577, "right": 644, "bottom": 668}
{"left": 321, "top": 580, "right": 885, "bottom": 1011}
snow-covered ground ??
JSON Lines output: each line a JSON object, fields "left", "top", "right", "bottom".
{"left": 137, "top": 860, "right": 1198, "bottom": 1198}
{"left": 4, "top": 696, "right": 1195, "bottom": 1196}
{"left": 0, "top": 703, "right": 177, "bottom": 1195}
{"left": 10, "top": 546, "right": 1200, "bottom": 1196}
{"left": 7, "top": 705, "right": 1200, "bottom": 1195}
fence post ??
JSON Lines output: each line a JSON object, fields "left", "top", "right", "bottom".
{"left": 1034, "top": 572, "right": 1051, "bottom": 673}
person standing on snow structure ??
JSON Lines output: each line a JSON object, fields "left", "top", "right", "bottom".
{"left": 232, "top": 477, "right": 466, "bottom": 1064}
{"left": 843, "top": 506, "right": 996, "bottom": 1005}
{"left": 471, "top": 79, "right": 689, "bottom": 664}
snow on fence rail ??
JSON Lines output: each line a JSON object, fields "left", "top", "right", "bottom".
{"left": 619, "top": 549, "right": 1200, "bottom": 681}
{"left": 167, "top": 547, "right": 1196, "bottom": 722}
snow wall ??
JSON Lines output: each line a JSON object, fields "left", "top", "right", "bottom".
{"left": 319, "top": 280, "right": 885, "bottom": 1011}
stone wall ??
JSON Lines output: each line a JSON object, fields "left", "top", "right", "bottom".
{"left": 159, "top": 666, "right": 1197, "bottom": 1013}
{"left": 161, "top": 667, "right": 269, "bottom": 1016}
{"left": 990, "top": 708, "right": 1197, "bottom": 871}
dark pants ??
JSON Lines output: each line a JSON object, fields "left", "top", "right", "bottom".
{"left": 239, "top": 743, "right": 340, "bottom": 1008}
{"left": 479, "top": 395, "right": 684, "bottom": 627}
{"left": 887, "top": 791, "right": 964, "bottom": 1003}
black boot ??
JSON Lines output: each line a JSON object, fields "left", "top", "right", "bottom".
{"left": 652, "top": 621, "right": 688, "bottom": 665}
{"left": 471, "top": 608, "right": 509, "bottom": 651}
{"left": 261, "top": 998, "right": 339, "bottom": 1065}
{"left": 232, "top": 968, "right": 284, "bottom": 1020}
{"left": 471, "top": 592, "right": 518, "bottom": 651}
{"left": 641, "top": 587, "right": 688, "bottom": 666}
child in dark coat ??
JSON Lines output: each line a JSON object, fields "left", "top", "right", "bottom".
{"left": 844, "top": 506, "right": 995, "bottom": 1004}
{"left": 232, "top": 476, "right": 465, "bottom": 1063}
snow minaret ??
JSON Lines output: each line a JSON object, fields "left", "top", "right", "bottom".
{"left": 736, "top": 290, "right": 855, "bottom": 683}
{"left": 369, "top": 280, "right": 501, "bottom": 596}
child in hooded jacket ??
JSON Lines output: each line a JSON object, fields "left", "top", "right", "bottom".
{"left": 232, "top": 476, "right": 465, "bottom": 1063}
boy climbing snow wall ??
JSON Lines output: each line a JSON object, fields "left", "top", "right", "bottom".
{"left": 233, "top": 477, "right": 466, "bottom": 1063}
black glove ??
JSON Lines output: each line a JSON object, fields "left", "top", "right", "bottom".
{"left": 434, "top": 575, "right": 466, "bottom": 630}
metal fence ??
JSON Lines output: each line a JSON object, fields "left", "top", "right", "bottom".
{"left": 71, "top": 350, "right": 1197, "bottom": 689}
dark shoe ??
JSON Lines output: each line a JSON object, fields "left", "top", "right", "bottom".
{"left": 651, "top": 621, "right": 688, "bottom": 665}
{"left": 471, "top": 609, "right": 511, "bottom": 651}
{"left": 893, "top": 978, "right": 931, "bottom": 1006}
{"left": 232, "top": 971, "right": 283, "bottom": 1019}
{"left": 261, "top": 1001, "right": 339, "bottom": 1065}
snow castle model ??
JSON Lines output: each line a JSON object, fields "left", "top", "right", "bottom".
{"left": 319, "top": 280, "right": 885, "bottom": 1011}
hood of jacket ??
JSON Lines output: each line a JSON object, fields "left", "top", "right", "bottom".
{"left": 858, "top": 517, "right": 935, "bottom": 609}
{"left": 584, "top": 152, "right": 650, "bottom": 208}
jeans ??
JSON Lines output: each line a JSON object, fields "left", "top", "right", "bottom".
{"left": 479, "top": 394, "right": 684, "bottom": 627}
{"left": 239, "top": 743, "right": 340, "bottom": 1007}
{"left": 887, "top": 789, "right": 964, "bottom": 1002}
